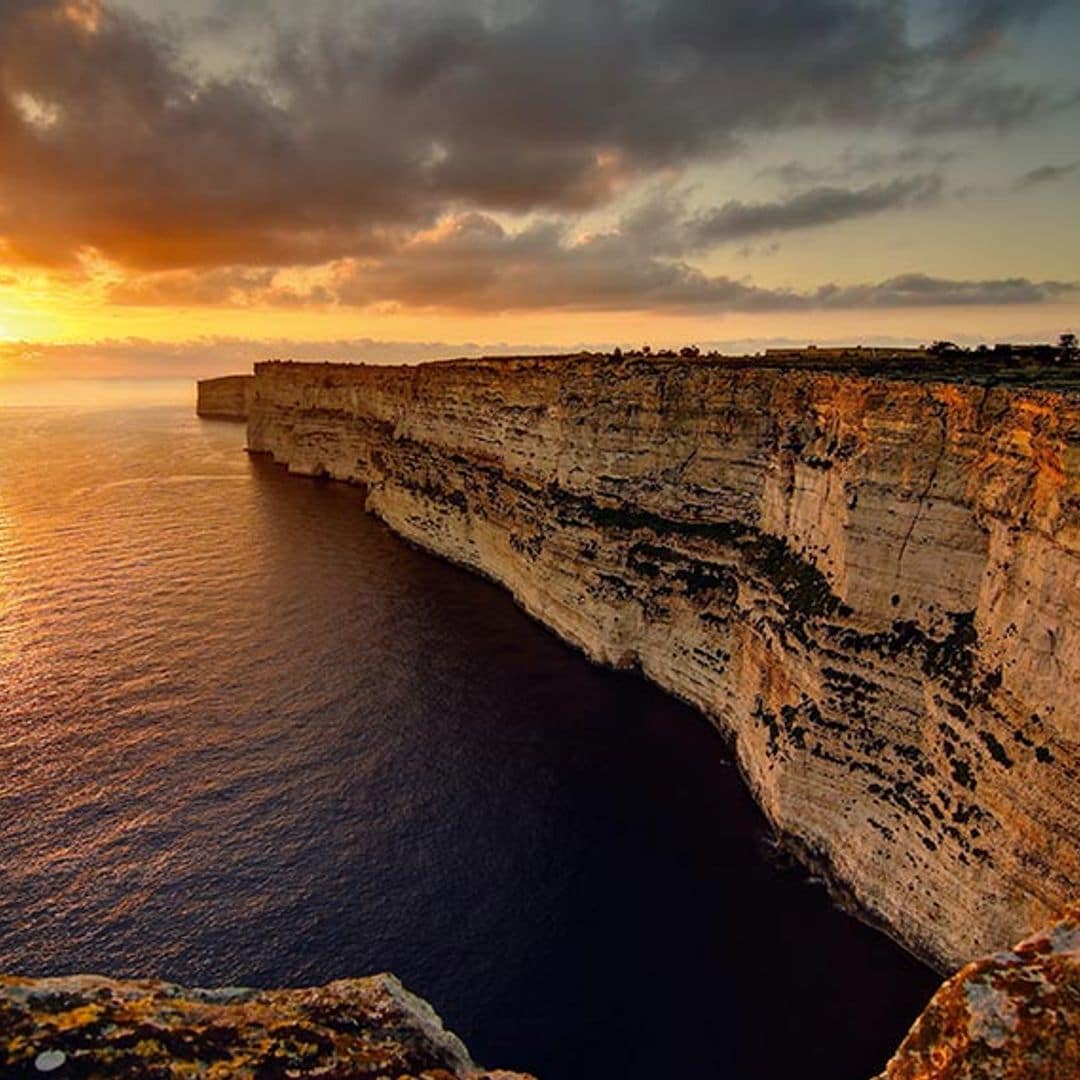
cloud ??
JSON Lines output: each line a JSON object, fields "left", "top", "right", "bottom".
{"left": 1015, "top": 161, "right": 1080, "bottom": 188}
{"left": 106, "top": 212, "right": 1076, "bottom": 314}
{"left": 684, "top": 175, "right": 944, "bottom": 248}
{"left": 932, "top": 0, "right": 1062, "bottom": 60}
{"left": 908, "top": 79, "right": 1059, "bottom": 134}
{"left": 809, "top": 273, "right": 1075, "bottom": 308}
{"left": 759, "top": 147, "right": 955, "bottom": 186}
{"left": 0, "top": 0, "right": 1071, "bottom": 275}
{"left": 611, "top": 175, "right": 944, "bottom": 256}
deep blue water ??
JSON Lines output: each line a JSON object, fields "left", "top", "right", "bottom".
{"left": 0, "top": 386, "right": 937, "bottom": 1078}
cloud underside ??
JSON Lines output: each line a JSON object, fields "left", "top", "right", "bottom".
{"left": 110, "top": 215, "right": 1074, "bottom": 312}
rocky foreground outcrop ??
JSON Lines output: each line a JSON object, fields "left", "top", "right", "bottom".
{"left": 2, "top": 912, "right": 1075, "bottom": 1079}
{"left": 0, "top": 972, "right": 530, "bottom": 1079}
{"left": 241, "top": 353, "right": 1079, "bottom": 973}
{"left": 879, "top": 902, "right": 1080, "bottom": 1079}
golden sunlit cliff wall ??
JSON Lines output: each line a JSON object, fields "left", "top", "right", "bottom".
{"left": 245, "top": 356, "right": 1079, "bottom": 972}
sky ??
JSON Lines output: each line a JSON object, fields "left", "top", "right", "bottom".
{"left": 0, "top": 0, "right": 1078, "bottom": 379}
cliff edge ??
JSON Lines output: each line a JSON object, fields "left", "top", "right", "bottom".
{"left": 244, "top": 353, "right": 1079, "bottom": 973}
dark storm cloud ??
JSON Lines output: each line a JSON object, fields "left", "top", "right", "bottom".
{"left": 1015, "top": 161, "right": 1080, "bottom": 188}
{"left": 0, "top": 0, "right": 1071, "bottom": 277}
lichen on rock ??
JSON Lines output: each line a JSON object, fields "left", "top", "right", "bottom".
{"left": 0, "top": 972, "right": 532, "bottom": 1079}
{"left": 878, "top": 902, "right": 1080, "bottom": 1078}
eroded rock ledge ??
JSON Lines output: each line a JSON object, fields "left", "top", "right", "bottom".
{"left": 0, "top": 972, "right": 530, "bottom": 1079}
{"left": 237, "top": 353, "right": 1078, "bottom": 973}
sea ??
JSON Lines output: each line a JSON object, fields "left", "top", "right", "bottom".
{"left": 0, "top": 380, "right": 938, "bottom": 1079}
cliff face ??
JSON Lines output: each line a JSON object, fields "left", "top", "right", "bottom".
{"left": 0, "top": 972, "right": 531, "bottom": 1078}
{"left": 246, "top": 355, "right": 1079, "bottom": 972}
{"left": 197, "top": 374, "right": 254, "bottom": 420}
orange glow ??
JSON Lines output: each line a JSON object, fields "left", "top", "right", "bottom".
{"left": 60, "top": 0, "right": 103, "bottom": 33}
{"left": 12, "top": 93, "right": 61, "bottom": 131}
{"left": 0, "top": 285, "right": 1076, "bottom": 354}
{"left": 0, "top": 247, "right": 1076, "bottom": 381}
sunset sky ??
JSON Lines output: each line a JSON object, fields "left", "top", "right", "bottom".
{"left": 1, "top": 0, "right": 1078, "bottom": 379}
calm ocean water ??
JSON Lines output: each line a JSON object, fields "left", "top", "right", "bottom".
{"left": 0, "top": 381, "right": 938, "bottom": 1079}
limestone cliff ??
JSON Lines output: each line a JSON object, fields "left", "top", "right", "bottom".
{"left": 196, "top": 374, "right": 254, "bottom": 420}
{"left": 0, "top": 972, "right": 530, "bottom": 1078}
{"left": 245, "top": 354, "right": 1080, "bottom": 973}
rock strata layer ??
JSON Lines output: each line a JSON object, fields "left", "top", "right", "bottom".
{"left": 879, "top": 903, "right": 1080, "bottom": 1079}
{"left": 0, "top": 972, "right": 530, "bottom": 1079}
{"left": 245, "top": 354, "right": 1079, "bottom": 972}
